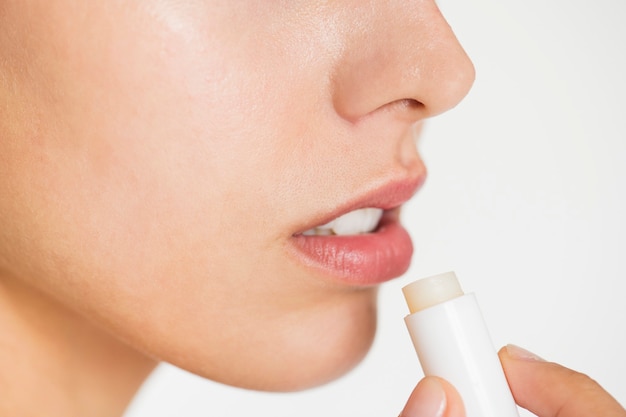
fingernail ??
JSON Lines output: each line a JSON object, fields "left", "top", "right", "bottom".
{"left": 505, "top": 344, "right": 545, "bottom": 361}
{"left": 400, "top": 378, "right": 446, "bottom": 417}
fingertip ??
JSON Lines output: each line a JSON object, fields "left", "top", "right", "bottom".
{"left": 401, "top": 377, "right": 465, "bottom": 417}
{"left": 400, "top": 378, "right": 446, "bottom": 417}
{"left": 434, "top": 377, "right": 465, "bottom": 417}
{"left": 499, "top": 344, "right": 626, "bottom": 417}
{"left": 500, "top": 344, "right": 545, "bottom": 362}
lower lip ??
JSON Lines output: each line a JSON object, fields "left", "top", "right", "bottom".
{"left": 289, "top": 213, "right": 413, "bottom": 286}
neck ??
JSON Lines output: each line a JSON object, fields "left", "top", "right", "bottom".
{"left": 0, "top": 276, "right": 157, "bottom": 417}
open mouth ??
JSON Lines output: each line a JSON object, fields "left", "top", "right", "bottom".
{"left": 301, "top": 207, "right": 384, "bottom": 236}
{"left": 288, "top": 176, "right": 425, "bottom": 286}
{"left": 289, "top": 207, "right": 411, "bottom": 286}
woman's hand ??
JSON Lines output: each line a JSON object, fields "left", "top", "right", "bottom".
{"left": 499, "top": 344, "right": 625, "bottom": 417}
{"left": 399, "top": 344, "right": 626, "bottom": 417}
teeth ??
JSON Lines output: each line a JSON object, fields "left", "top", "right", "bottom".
{"left": 302, "top": 208, "right": 384, "bottom": 236}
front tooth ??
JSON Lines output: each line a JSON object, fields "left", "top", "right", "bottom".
{"left": 328, "top": 208, "right": 383, "bottom": 235}
{"left": 301, "top": 208, "right": 384, "bottom": 236}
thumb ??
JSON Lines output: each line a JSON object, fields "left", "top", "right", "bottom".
{"left": 499, "top": 344, "right": 626, "bottom": 417}
{"left": 400, "top": 377, "right": 465, "bottom": 417}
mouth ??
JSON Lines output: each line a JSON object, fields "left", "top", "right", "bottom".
{"left": 288, "top": 177, "right": 424, "bottom": 287}
{"left": 300, "top": 207, "right": 385, "bottom": 236}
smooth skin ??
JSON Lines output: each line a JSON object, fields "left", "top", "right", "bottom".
{"left": 400, "top": 345, "right": 626, "bottom": 417}
{"left": 1, "top": 3, "right": 473, "bottom": 415}
{"left": 0, "top": 1, "right": 623, "bottom": 416}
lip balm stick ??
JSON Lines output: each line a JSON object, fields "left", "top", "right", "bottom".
{"left": 402, "top": 271, "right": 519, "bottom": 417}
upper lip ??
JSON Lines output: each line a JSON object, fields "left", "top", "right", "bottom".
{"left": 294, "top": 172, "right": 426, "bottom": 235}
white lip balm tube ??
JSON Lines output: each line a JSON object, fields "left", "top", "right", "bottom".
{"left": 402, "top": 271, "right": 519, "bottom": 417}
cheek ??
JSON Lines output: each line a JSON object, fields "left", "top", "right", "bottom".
{"left": 1, "top": 1, "right": 380, "bottom": 391}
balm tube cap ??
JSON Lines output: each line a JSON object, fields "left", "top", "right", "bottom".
{"left": 403, "top": 272, "right": 519, "bottom": 417}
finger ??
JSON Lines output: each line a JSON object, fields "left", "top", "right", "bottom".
{"left": 499, "top": 344, "right": 626, "bottom": 417}
{"left": 400, "top": 376, "right": 465, "bottom": 417}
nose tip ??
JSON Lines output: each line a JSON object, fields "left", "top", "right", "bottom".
{"left": 331, "top": 1, "right": 475, "bottom": 122}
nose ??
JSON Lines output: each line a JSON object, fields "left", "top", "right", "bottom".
{"left": 331, "top": 0, "right": 475, "bottom": 123}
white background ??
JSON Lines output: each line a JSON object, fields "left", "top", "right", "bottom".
{"left": 125, "top": 1, "right": 626, "bottom": 416}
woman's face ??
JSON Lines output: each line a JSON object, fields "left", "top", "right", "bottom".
{"left": 0, "top": 1, "right": 473, "bottom": 390}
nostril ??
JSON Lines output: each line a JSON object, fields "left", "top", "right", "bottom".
{"left": 389, "top": 98, "right": 424, "bottom": 112}
{"left": 374, "top": 98, "right": 425, "bottom": 122}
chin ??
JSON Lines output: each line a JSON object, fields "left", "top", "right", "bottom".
{"left": 268, "top": 300, "right": 378, "bottom": 392}
{"left": 175, "top": 287, "right": 379, "bottom": 393}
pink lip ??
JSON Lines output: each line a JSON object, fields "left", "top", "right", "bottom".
{"left": 288, "top": 176, "right": 425, "bottom": 286}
